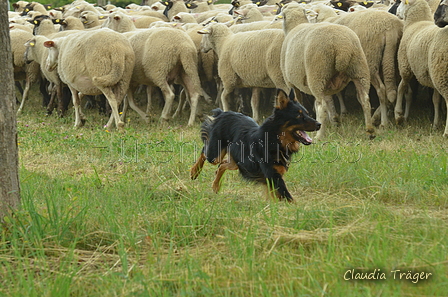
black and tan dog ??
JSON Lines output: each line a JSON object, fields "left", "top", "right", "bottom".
{"left": 190, "top": 89, "right": 321, "bottom": 202}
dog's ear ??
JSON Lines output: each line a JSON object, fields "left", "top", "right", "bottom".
{"left": 275, "top": 89, "right": 290, "bottom": 110}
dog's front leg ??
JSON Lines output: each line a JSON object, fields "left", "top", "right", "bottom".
{"left": 262, "top": 165, "right": 293, "bottom": 202}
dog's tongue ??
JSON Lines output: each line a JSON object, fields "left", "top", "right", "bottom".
{"left": 299, "top": 130, "right": 313, "bottom": 143}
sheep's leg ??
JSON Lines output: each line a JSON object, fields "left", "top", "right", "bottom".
{"left": 173, "top": 88, "right": 186, "bottom": 119}
{"left": 160, "top": 82, "right": 175, "bottom": 122}
{"left": 187, "top": 92, "right": 199, "bottom": 126}
{"left": 335, "top": 92, "right": 347, "bottom": 115}
{"left": 444, "top": 98, "right": 448, "bottom": 138}
{"left": 293, "top": 87, "right": 303, "bottom": 103}
{"left": 46, "top": 84, "right": 57, "bottom": 116}
{"left": 251, "top": 88, "right": 261, "bottom": 123}
{"left": 215, "top": 77, "right": 223, "bottom": 107}
{"left": 145, "top": 85, "right": 153, "bottom": 114}
{"left": 403, "top": 84, "right": 413, "bottom": 121}
{"left": 100, "top": 87, "right": 125, "bottom": 131}
{"left": 126, "top": 87, "right": 149, "bottom": 123}
{"left": 180, "top": 73, "right": 200, "bottom": 126}
{"left": 314, "top": 97, "right": 327, "bottom": 140}
{"left": 121, "top": 94, "right": 129, "bottom": 122}
{"left": 325, "top": 95, "right": 339, "bottom": 126}
{"left": 69, "top": 87, "right": 85, "bottom": 128}
{"left": 352, "top": 79, "right": 375, "bottom": 137}
{"left": 202, "top": 88, "right": 212, "bottom": 104}
{"left": 370, "top": 72, "right": 388, "bottom": 128}
{"left": 395, "top": 78, "right": 411, "bottom": 125}
{"left": 16, "top": 76, "right": 31, "bottom": 114}
{"left": 432, "top": 89, "right": 441, "bottom": 129}
{"left": 56, "top": 83, "right": 66, "bottom": 117}
{"left": 220, "top": 87, "right": 233, "bottom": 112}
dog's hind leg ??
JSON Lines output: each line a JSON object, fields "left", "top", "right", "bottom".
{"left": 190, "top": 151, "right": 207, "bottom": 180}
{"left": 212, "top": 159, "right": 238, "bottom": 193}
{"left": 191, "top": 149, "right": 227, "bottom": 180}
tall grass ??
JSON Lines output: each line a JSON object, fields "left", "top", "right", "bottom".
{"left": 1, "top": 90, "right": 448, "bottom": 296}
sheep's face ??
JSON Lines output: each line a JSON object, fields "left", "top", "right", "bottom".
{"left": 43, "top": 40, "right": 59, "bottom": 72}
{"left": 397, "top": 0, "right": 418, "bottom": 19}
{"left": 435, "top": 0, "right": 448, "bottom": 27}
{"left": 24, "top": 39, "right": 36, "bottom": 64}
{"left": 197, "top": 27, "right": 214, "bottom": 53}
{"left": 198, "top": 23, "right": 230, "bottom": 53}
{"left": 396, "top": 0, "right": 406, "bottom": 19}
{"left": 304, "top": 9, "right": 318, "bottom": 23}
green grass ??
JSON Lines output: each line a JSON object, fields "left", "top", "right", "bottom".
{"left": 2, "top": 89, "right": 448, "bottom": 296}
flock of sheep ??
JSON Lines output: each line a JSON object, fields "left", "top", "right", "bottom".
{"left": 8, "top": 0, "right": 448, "bottom": 139}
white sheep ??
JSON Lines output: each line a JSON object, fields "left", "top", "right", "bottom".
{"left": 101, "top": 11, "right": 138, "bottom": 33}
{"left": 306, "top": 3, "right": 403, "bottom": 128}
{"left": 198, "top": 23, "right": 289, "bottom": 122}
{"left": 24, "top": 33, "right": 76, "bottom": 116}
{"left": 102, "top": 11, "right": 162, "bottom": 32}
{"left": 160, "top": 0, "right": 189, "bottom": 21}
{"left": 126, "top": 27, "right": 203, "bottom": 126}
{"left": 280, "top": 3, "right": 374, "bottom": 139}
{"left": 331, "top": 10, "right": 403, "bottom": 128}
{"left": 79, "top": 11, "right": 106, "bottom": 28}
{"left": 10, "top": 28, "right": 40, "bottom": 114}
{"left": 60, "top": 16, "right": 85, "bottom": 30}
{"left": 229, "top": 19, "right": 283, "bottom": 33}
{"left": 30, "top": 18, "right": 59, "bottom": 36}
{"left": 395, "top": 0, "right": 448, "bottom": 136}
{"left": 12, "top": 1, "right": 29, "bottom": 13}
{"left": 43, "top": 28, "right": 135, "bottom": 131}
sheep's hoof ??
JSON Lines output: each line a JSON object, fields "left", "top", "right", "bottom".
{"left": 117, "top": 121, "right": 125, "bottom": 132}
{"left": 331, "top": 116, "right": 340, "bottom": 126}
{"left": 159, "top": 117, "right": 170, "bottom": 126}
{"left": 395, "top": 115, "right": 404, "bottom": 125}
{"left": 366, "top": 125, "right": 375, "bottom": 140}
{"left": 372, "top": 115, "right": 381, "bottom": 127}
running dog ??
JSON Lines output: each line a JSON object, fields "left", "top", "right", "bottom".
{"left": 190, "top": 89, "right": 321, "bottom": 202}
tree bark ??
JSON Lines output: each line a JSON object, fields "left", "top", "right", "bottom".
{"left": 0, "top": 0, "right": 21, "bottom": 220}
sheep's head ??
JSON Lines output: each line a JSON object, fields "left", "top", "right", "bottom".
{"left": 435, "top": 0, "right": 448, "bottom": 27}
{"left": 304, "top": 8, "right": 318, "bottom": 23}
{"left": 280, "top": 2, "right": 308, "bottom": 34}
{"left": 24, "top": 38, "right": 36, "bottom": 64}
{"left": 197, "top": 23, "right": 230, "bottom": 54}
{"left": 43, "top": 40, "right": 59, "bottom": 72}
{"left": 396, "top": 0, "right": 421, "bottom": 20}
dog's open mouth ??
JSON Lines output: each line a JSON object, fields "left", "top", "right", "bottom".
{"left": 294, "top": 130, "right": 313, "bottom": 145}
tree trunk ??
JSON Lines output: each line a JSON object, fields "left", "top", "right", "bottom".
{"left": 0, "top": 0, "right": 21, "bottom": 220}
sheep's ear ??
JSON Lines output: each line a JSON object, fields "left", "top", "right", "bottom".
{"left": 43, "top": 41, "right": 55, "bottom": 48}
{"left": 275, "top": 89, "right": 291, "bottom": 110}
{"left": 197, "top": 28, "right": 210, "bottom": 34}
{"left": 186, "top": 2, "right": 198, "bottom": 9}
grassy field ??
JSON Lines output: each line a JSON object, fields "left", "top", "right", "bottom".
{"left": 1, "top": 88, "right": 448, "bottom": 296}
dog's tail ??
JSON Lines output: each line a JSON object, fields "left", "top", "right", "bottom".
{"left": 200, "top": 108, "right": 223, "bottom": 143}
